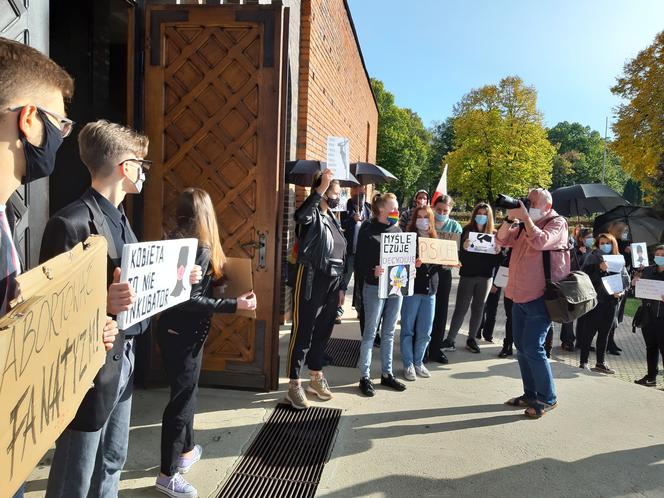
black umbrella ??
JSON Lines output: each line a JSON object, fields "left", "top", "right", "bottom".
{"left": 285, "top": 160, "right": 359, "bottom": 187}
{"left": 551, "top": 183, "right": 628, "bottom": 217}
{"left": 593, "top": 205, "right": 664, "bottom": 246}
{"left": 350, "top": 162, "right": 397, "bottom": 185}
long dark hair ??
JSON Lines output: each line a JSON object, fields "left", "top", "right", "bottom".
{"left": 465, "top": 202, "right": 495, "bottom": 234}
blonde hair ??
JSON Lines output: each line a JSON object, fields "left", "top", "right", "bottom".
{"left": 78, "top": 120, "right": 149, "bottom": 177}
{"left": 175, "top": 188, "right": 226, "bottom": 280}
{"left": 596, "top": 233, "right": 619, "bottom": 255}
{"left": 371, "top": 192, "right": 397, "bottom": 219}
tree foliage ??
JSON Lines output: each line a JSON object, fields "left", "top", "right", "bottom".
{"left": 444, "top": 76, "right": 555, "bottom": 205}
{"left": 416, "top": 118, "right": 455, "bottom": 194}
{"left": 548, "top": 121, "right": 628, "bottom": 194}
{"left": 371, "top": 78, "right": 431, "bottom": 205}
{"left": 611, "top": 30, "right": 664, "bottom": 197}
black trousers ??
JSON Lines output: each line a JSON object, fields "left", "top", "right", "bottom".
{"left": 579, "top": 300, "right": 618, "bottom": 365}
{"left": 429, "top": 268, "right": 453, "bottom": 354}
{"left": 158, "top": 318, "right": 208, "bottom": 476}
{"left": 560, "top": 321, "right": 576, "bottom": 345}
{"left": 478, "top": 286, "right": 501, "bottom": 340}
{"left": 642, "top": 316, "right": 664, "bottom": 379}
{"left": 503, "top": 297, "right": 514, "bottom": 347}
{"left": 288, "top": 264, "right": 340, "bottom": 379}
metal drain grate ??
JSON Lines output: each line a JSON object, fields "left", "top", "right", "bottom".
{"left": 324, "top": 338, "right": 361, "bottom": 368}
{"left": 218, "top": 404, "right": 342, "bottom": 498}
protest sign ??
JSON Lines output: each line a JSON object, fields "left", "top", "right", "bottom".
{"left": 117, "top": 238, "right": 197, "bottom": 330}
{"left": 326, "top": 136, "right": 350, "bottom": 181}
{"left": 602, "top": 255, "right": 625, "bottom": 274}
{"left": 418, "top": 237, "right": 458, "bottom": 266}
{"left": 602, "top": 274, "right": 626, "bottom": 295}
{"left": 214, "top": 257, "right": 256, "bottom": 318}
{"left": 467, "top": 232, "right": 496, "bottom": 254}
{"left": 0, "top": 236, "right": 107, "bottom": 497}
{"left": 635, "top": 279, "right": 664, "bottom": 301}
{"left": 438, "top": 231, "right": 461, "bottom": 250}
{"left": 330, "top": 188, "right": 349, "bottom": 213}
{"left": 631, "top": 243, "right": 649, "bottom": 268}
{"left": 378, "top": 232, "right": 416, "bottom": 299}
{"left": 494, "top": 266, "right": 510, "bottom": 288}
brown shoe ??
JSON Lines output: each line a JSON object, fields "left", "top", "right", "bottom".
{"left": 307, "top": 374, "right": 333, "bottom": 401}
{"left": 285, "top": 383, "right": 309, "bottom": 410}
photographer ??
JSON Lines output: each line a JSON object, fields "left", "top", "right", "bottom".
{"left": 496, "top": 188, "right": 570, "bottom": 419}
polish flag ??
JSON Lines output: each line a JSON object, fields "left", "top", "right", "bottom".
{"left": 431, "top": 164, "right": 448, "bottom": 205}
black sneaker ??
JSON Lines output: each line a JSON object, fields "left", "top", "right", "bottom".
{"left": 465, "top": 339, "right": 481, "bottom": 354}
{"left": 498, "top": 345, "right": 512, "bottom": 358}
{"left": 359, "top": 377, "right": 375, "bottom": 397}
{"left": 592, "top": 363, "right": 615, "bottom": 374}
{"left": 634, "top": 376, "right": 656, "bottom": 387}
{"left": 607, "top": 348, "right": 621, "bottom": 356}
{"left": 381, "top": 374, "right": 406, "bottom": 391}
{"left": 561, "top": 343, "right": 575, "bottom": 352}
{"left": 431, "top": 351, "right": 449, "bottom": 364}
{"left": 441, "top": 339, "right": 456, "bottom": 352}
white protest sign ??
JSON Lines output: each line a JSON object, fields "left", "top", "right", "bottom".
{"left": 631, "top": 243, "right": 649, "bottom": 268}
{"left": 467, "top": 232, "right": 496, "bottom": 254}
{"left": 326, "top": 136, "right": 350, "bottom": 180}
{"left": 378, "top": 232, "right": 416, "bottom": 299}
{"left": 602, "top": 254, "right": 625, "bottom": 274}
{"left": 494, "top": 266, "right": 510, "bottom": 288}
{"left": 418, "top": 237, "right": 458, "bottom": 266}
{"left": 635, "top": 278, "right": 664, "bottom": 301}
{"left": 602, "top": 274, "right": 626, "bottom": 295}
{"left": 117, "top": 238, "right": 198, "bottom": 330}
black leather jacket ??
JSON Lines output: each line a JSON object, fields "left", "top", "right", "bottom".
{"left": 294, "top": 191, "right": 347, "bottom": 279}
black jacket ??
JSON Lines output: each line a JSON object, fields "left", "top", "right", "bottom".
{"left": 458, "top": 227, "right": 501, "bottom": 279}
{"left": 639, "top": 265, "right": 664, "bottom": 319}
{"left": 39, "top": 188, "right": 145, "bottom": 432}
{"left": 294, "top": 191, "right": 347, "bottom": 280}
{"left": 354, "top": 219, "right": 402, "bottom": 286}
{"left": 582, "top": 250, "right": 630, "bottom": 305}
{"left": 158, "top": 245, "right": 237, "bottom": 344}
{"left": 341, "top": 196, "right": 371, "bottom": 254}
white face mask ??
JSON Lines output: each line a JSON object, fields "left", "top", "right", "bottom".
{"left": 529, "top": 207, "right": 544, "bottom": 221}
{"left": 133, "top": 172, "right": 146, "bottom": 194}
{"left": 416, "top": 218, "right": 430, "bottom": 231}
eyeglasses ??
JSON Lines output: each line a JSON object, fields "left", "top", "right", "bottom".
{"left": 120, "top": 158, "right": 152, "bottom": 172}
{"left": 6, "top": 105, "right": 75, "bottom": 138}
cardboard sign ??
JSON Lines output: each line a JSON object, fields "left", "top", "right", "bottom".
{"left": 117, "top": 239, "right": 198, "bottom": 330}
{"left": 326, "top": 136, "right": 350, "bottom": 180}
{"left": 631, "top": 243, "right": 649, "bottom": 269}
{"left": 378, "top": 232, "right": 416, "bottom": 299}
{"left": 602, "top": 254, "right": 625, "bottom": 274}
{"left": 467, "top": 232, "right": 496, "bottom": 254}
{"left": 0, "top": 236, "right": 108, "bottom": 497}
{"left": 438, "top": 231, "right": 461, "bottom": 250}
{"left": 635, "top": 278, "right": 664, "bottom": 301}
{"left": 214, "top": 257, "right": 256, "bottom": 318}
{"left": 494, "top": 266, "right": 510, "bottom": 288}
{"left": 418, "top": 237, "right": 458, "bottom": 266}
{"left": 602, "top": 274, "right": 626, "bottom": 294}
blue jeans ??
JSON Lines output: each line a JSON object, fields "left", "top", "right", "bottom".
{"left": 358, "top": 284, "right": 402, "bottom": 378}
{"left": 511, "top": 297, "right": 556, "bottom": 405}
{"left": 400, "top": 294, "right": 435, "bottom": 368}
{"left": 46, "top": 339, "right": 135, "bottom": 498}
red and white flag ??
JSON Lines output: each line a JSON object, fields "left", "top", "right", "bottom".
{"left": 431, "top": 164, "right": 448, "bottom": 205}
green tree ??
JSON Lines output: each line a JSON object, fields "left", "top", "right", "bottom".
{"left": 444, "top": 76, "right": 555, "bottom": 205}
{"left": 547, "top": 121, "right": 629, "bottom": 193}
{"left": 372, "top": 78, "right": 431, "bottom": 205}
{"left": 416, "top": 118, "right": 455, "bottom": 193}
{"left": 611, "top": 30, "right": 664, "bottom": 198}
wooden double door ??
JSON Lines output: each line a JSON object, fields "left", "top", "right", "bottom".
{"left": 144, "top": 3, "right": 288, "bottom": 391}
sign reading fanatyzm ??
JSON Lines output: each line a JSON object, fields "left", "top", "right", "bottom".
{"left": 117, "top": 238, "right": 198, "bottom": 330}
{"left": 0, "top": 236, "right": 108, "bottom": 498}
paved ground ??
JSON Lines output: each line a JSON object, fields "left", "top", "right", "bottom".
{"left": 24, "top": 274, "right": 664, "bottom": 497}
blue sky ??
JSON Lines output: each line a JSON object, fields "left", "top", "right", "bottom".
{"left": 347, "top": 0, "right": 664, "bottom": 136}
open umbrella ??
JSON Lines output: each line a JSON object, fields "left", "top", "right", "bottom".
{"left": 350, "top": 162, "right": 397, "bottom": 185}
{"left": 551, "top": 183, "right": 628, "bottom": 217}
{"left": 593, "top": 205, "right": 664, "bottom": 247}
{"left": 285, "top": 160, "right": 359, "bottom": 187}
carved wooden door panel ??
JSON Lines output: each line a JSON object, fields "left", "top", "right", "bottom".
{"left": 145, "top": 4, "right": 287, "bottom": 390}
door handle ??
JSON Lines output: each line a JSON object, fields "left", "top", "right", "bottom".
{"left": 241, "top": 232, "right": 267, "bottom": 270}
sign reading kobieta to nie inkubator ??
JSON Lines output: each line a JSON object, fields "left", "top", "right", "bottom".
{"left": 0, "top": 236, "right": 108, "bottom": 498}
{"left": 378, "top": 232, "right": 417, "bottom": 299}
{"left": 117, "top": 238, "right": 198, "bottom": 330}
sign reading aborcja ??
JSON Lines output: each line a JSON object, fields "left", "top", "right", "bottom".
{"left": 0, "top": 236, "right": 108, "bottom": 498}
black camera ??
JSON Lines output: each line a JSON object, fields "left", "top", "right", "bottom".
{"left": 495, "top": 194, "right": 530, "bottom": 210}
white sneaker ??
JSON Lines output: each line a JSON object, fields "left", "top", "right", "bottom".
{"left": 404, "top": 365, "right": 416, "bottom": 381}
{"left": 156, "top": 473, "right": 198, "bottom": 498}
{"left": 415, "top": 365, "right": 431, "bottom": 378}
{"left": 579, "top": 363, "right": 591, "bottom": 372}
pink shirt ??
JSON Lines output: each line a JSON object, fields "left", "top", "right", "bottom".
{"left": 496, "top": 210, "right": 570, "bottom": 304}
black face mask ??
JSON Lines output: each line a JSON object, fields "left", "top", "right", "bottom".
{"left": 19, "top": 109, "right": 64, "bottom": 184}
{"left": 326, "top": 197, "right": 340, "bottom": 209}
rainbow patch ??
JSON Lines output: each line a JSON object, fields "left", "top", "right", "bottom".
{"left": 387, "top": 210, "right": 399, "bottom": 226}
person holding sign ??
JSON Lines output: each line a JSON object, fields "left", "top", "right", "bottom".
{"left": 287, "top": 169, "right": 347, "bottom": 411}
{"left": 355, "top": 192, "right": 408, "bottom": 396}
{"left": 428, "top": 195, "right": 462, "bottom": 364}
{"left": 442, "top": 202, "right": 500, "bottom": 354}
{"left": 156, "top": 189, "right": 256, "bottom": 498}
{"left": 400, "top": 206, "right": 440, "bottom": 381}
{"left": 577, "top": 233, "right": 629, "bottom": 375}
{"left": 631, "top": 245, "right": 664, "bottom": 387}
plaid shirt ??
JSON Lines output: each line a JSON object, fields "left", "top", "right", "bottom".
{"left": 0, "top": 205, "right": 20, "bottom": 317}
